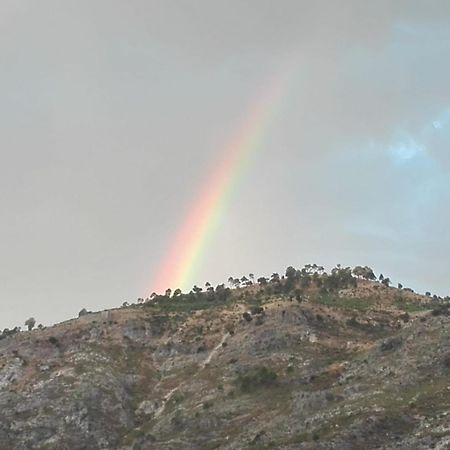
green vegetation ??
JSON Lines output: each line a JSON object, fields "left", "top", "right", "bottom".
{"left": 314, "top": 294, "right": 372, "bottom": 311}
{"left": 48, "top": 336, "right": 60, "bottom": 347}
{"left": 146, "top": 295, "right": 225, "bottom": 313}
{"left": 146, "top": 284, "right": 232, "bottom": 313}
{"left": 132, "top": 263, "right": 449, "bottom": 326}
{"left": 236, "top": 366, "right": 278, "bottom": 393}
{"left": 395, "top": 298, "right": 433, "bottom": 313}
{"left": 431, "top": 303, "right": 450, "bottom": 316}
{"left": 0, "top": 326, "right": 21, "bottom": 340}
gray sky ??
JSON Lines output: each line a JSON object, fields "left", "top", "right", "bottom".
{"left": 1, "top": 1, "right": 450, "bottom": 329}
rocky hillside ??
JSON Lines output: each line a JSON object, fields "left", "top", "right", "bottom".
{"left": 0, "top": 266, "right": 449, "bottom": 449}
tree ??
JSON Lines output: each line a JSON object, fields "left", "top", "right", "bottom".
{"left": 165, "top": 288, "right": 172, "bottom": 298}
{"left": 285, "top": 266, "right": 297, "bottom": 281}
{"left": 398, "top": 283, "right": 403, "bottom": 290}
{"left": 270, "top": 273, "right": 280, "bottom": 283}
{"left": 324, "top": 266, "right": 356, "bottom": 291}
{"left": 24, "top": 317, "right": 36, "bottom": 331}
{"left": 257, "top": 277, "right": 268, "bottom": 286}
{"left": 300, "top": 276, "right": 311, "bottom": 289}
{"left": 215, "top": 284, "right": 231, "bottom": 302}
{"left": 173, "top": 288, "right": 182, "bottom": 297}
{"left": 192, "top": 285, "right": 202, "bottom": 295}
{"left": 364, "top": 267, "right": 376, "bottom": 281}
{"left": 381, "top": 277, "right": 391, "bottom": 287}
{"left": 352, "top": 266, "right": 376, "bottom": 280}
{"left": 232, "top": 278, "right": 241, "bottom": 288}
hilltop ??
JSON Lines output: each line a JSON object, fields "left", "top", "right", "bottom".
{"left": 0, "top": 265, "right": 449, "bottom": 449}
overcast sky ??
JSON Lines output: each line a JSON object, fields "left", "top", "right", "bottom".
{"left": 1, "top": 1, "right": 450, "bottom": 329}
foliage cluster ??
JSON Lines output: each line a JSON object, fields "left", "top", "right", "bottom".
{"left": 145, "top": 283, "right": 232, "bottom": 312}
{"left": 236, "top": 366, "right": 278, "bottom": 392}
{"left": 142, "top": 263, "right": 440, "bottom": 311}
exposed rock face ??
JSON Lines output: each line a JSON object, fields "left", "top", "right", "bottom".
{"left": 0, "top": 282, "right": 449, "bottom": 449}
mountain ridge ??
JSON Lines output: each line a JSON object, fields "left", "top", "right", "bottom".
{"left": 0, "top": 265, "right": 449, "bottom": 449}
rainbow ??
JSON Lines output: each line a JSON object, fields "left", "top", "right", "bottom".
{"left": 151, "top": 62, "right": 296, "bottom": 294}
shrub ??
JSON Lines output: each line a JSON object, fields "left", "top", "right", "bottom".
{"left": 399, "top": 312, "right": 410, "bottom": 323}
{"left": 78, "top": 308, "right": 89, "bottom": 317}
{"left": 250, "top": 306, "right": 264, "bottom": 315}
{"left": 254, "top": 315, "right": 265, "bottom": 326}
{"left": 431, "top": 304, "right": 450, "bottom": 316}
{"left": 236, "top": 366, "right": 277, "bottom": 392}
{"left": 0, "top": 327, "right": 21, "bottom": 340}
{"left": 48, "top": 336, "right": 60, "bottom": 347}
{"left": 443, "top": 354, "right": 450, "bottom": 369}
{"left": 379, "top": 337, "right": 402, "bottom": 352}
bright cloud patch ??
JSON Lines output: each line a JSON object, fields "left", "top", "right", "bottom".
{"left": 388, "top": 140, "right": 423, "bottom": 163}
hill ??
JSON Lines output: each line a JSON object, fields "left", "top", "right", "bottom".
{"left": 0, "top": 265, "right": 449, "bottom": 449}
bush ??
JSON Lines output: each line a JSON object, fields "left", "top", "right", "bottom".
{"left": 78, "top": 308, "right": 90, "bottom": 317}
{"left": 379, "top": 337, "right": 402, "bottom": 352}
{"left": 443, "top": 354, "right": 450, "bottom": 369}
{"left": 236, "top": 366, "right": 277, "bottom": 392}
{"left": 48, "top": 336, "right": 60, "bottom": 347}
{"left": 250, "top": 306, "right": 264, "bottom": 315}
{"left": 431, "top": 304, "right": 450, "bottom": 316}
{"left": 399, "top": 312, "right": 410, "bottom": 323}
{"left": 0, "top": 327, "right": 21, "bottom": 340}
